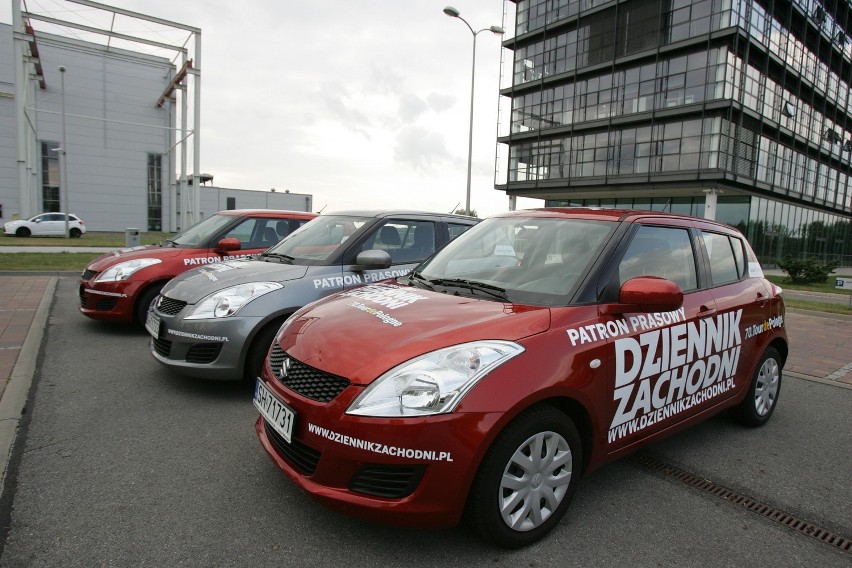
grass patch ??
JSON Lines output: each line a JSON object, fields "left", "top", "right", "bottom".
{"left": 0, "top": 252, "right": 103, "bottom": 272}
{"left": 0, "top": 231, "right": 173, "bottom": 247}
{"left": 765, "top": 274, "right": 852, "bottom": 295}
{"left": 785, "top": 299, "right": 852, "bottom": 315}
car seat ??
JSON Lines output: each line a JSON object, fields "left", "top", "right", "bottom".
{"left": 262, "top": 226, "right": 279, "bottom": 246}
{"left": 379, "top": 226, "right": 401, "bottom": 247}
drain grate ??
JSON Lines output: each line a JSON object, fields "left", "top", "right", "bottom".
{"left": 629, "top": 452, "right": 852, "bottom": 555}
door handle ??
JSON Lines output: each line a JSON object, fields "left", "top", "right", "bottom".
{"left": 698, "top": 304, "right": 716, "bottom": 316}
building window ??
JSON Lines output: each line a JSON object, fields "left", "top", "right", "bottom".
{"left": 226, "top": 197, "right": 236, "bottom": 210}
{"left": 147, "top": 154, "right": 162, "bottom": 231}
{"left": 40, "top": 141, "right": 60, "bottom": 212}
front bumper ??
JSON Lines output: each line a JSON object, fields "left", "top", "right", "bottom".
{"left": 148, "top": 308, "right": 263, "bottom": 380}
{"left": 79, "top": 279, "right": 142, "bottom": 322}
{"left": 254, "top": 371, "right": 500, "bottom": 528}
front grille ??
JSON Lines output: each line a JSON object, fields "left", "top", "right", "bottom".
{"left": 269, "top": 345, "right": 350, "bottom": 403}
{"left": 152, "top": 337, "right": 172, "bottom": 357}
{"left": 81, "top": 269, "right": 97, "bottom": 281}
{"left": 186, "top": 343, "right": 222, "bottom": 364}
{"left": 79, "top": 286, "right": 87, "bottom": 308}
{"left": 349, "top": 465, "right": 426, "bottom": 498}
{"left": 156, "top": 296, "right": 187, "bottom": 316}
{"left": 263, "top": 421, "right": 320, "bottom": 474}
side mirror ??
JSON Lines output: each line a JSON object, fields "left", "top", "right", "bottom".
{"left": 352, "top": 249, "right": 392, "bottom": 271}
{"left": 603, "top": 276, "right": 683, "bottom": 314}
{"left": 216, "top": 237, "right": 241, "bottom": 253}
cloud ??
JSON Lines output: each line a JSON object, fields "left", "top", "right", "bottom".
{"left": 393, "top": 126, "right": 457, "bottom": 171}
{"left": 397, "top": 92, "right": 429, "bottom": 122}
{"left": 427, "top": 93, "right": 456, "bottom": 113}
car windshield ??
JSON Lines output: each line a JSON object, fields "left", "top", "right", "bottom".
{"left": 415, "top": 216, "right": 616, "bottom": 306}
{"left": 264, "top": 215, "right": 370, "bottom": 264}
{"left": 168, "top": 214, "right": 238, "bottom": 247}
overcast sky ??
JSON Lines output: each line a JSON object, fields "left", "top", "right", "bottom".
{"left": 6, "top": 0, "right": 541, "bottom": 217}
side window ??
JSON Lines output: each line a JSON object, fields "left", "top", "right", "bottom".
{"left": 356, "top": 220, "right": 437, "bottom": 264}
{"left": 701, "top": 231, "right": 740, "bottom": 286}
{"left": 448, "top": 222, "right": 474, "bottom": 241}
{"left": 223, "top": 218, "right": 260, "bottom": 248}
{"left": 618, "top": 226, "right": 698, "bottom": 291}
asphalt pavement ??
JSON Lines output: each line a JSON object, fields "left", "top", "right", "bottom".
{"left": 0, "top": 269, "right": 851, "bottom": 495}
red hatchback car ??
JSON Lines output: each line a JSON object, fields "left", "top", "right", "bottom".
{"left": 80, "top": 209, "right": 316, "bottom": 324}
{"left": 254, "top": 208, "right": 787, "bottom": 547}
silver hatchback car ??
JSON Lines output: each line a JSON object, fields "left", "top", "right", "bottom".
{"left": 146, "top": 210, "right": 478, "bottom": 381}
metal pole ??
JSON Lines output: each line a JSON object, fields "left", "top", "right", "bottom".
{"left": 443, "top": 8, "right": 503, "bottom": 216}
{"left": 465, "top": 33, "right": 477, "bottom": 215}
{"left": 59, "top": 66, "right": 69, "bottom": 238}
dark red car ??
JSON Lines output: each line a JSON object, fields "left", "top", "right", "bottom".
{"left": 254, "top": 208, "right": 787, "bottom": 547}
{"left": 79, "top": 209, "right": 316, "bottom": 324}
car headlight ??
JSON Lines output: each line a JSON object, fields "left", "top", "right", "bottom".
{"left": 347, "top": 341, "right": 524, "bottom": 417}
{"left": 95, "top": 258, "right": 162, "bottom": 282}
{"left": 185, "top": 282, "right": 283, "bottom": 319}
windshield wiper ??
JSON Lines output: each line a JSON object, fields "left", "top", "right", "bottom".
{"left": 430, "top": 278, "right": 509, "bottom": 301}
{"left": 260, "top": 252, "right": 295, "bottom": 264}
{"left": 407, "top": 271, "right": 435, "bottom": 291}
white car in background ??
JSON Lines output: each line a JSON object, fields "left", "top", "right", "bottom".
{"left": 3, "top": 213, "right": 86, "bottom": 238}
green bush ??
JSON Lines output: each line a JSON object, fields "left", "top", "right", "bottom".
{"left": 776, "top": 256, "right": 839, "bottom": 284}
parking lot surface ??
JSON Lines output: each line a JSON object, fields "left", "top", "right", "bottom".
{"left": 0, "top": 275, "right": 849, "bottom": 566}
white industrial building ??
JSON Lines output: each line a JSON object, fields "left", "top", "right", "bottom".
{"left": 1, "top": 1, "right": 312, "bottom": 233}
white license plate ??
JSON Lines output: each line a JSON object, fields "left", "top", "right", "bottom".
{"left": 145, "top": 311, "right": 160, "bottom": 338}
{"left": 254, "top": 379, "right": 296, "bottom": 443}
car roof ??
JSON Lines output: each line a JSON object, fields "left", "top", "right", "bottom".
{"left": 490, "top": 207, "right": 739, "bottom": 231}
{"left": 321, "top": 210, "right": 479, "bottom": 221}
{"left": 216, "top": 209, "right": 316, "bottom": 217}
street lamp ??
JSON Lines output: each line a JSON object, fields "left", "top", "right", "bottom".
{"left": 443, "top": 6, "right": 504, "bottom": 215}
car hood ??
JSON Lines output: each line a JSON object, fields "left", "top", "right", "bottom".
{"left": 86, "top": 244, "right": 188, "bottom": 271}
{"left": 162, "top": 259, "right": 309, "bottom": 301}
{"left": 280, "top": 283, "right": 552, "bottom": 385}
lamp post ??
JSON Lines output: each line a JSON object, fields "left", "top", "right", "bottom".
{"left": 58, "top": 65, "right": 70, "bottom": 238}
{"left": 443, "top": 6, "right": 504, "bottom": 216}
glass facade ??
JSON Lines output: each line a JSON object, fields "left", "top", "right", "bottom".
{"left": 501, "top": 0, "right": 852, "bottom": 264}
{"left": 40, "top": 141, "right": 60, "bottom": 212}
{"left": 147, "top": 154, "right": 162, "bottom": 232}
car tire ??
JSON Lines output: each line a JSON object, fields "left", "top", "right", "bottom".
{"left": 135, "top": 283, "right": 164, "bottom": 326}
{"left": 732, "top": 346, "right": 782, "bottom": 427}
{"left": 245, "top": 320, "right": 283, "bottom": 382}
{"left": 70, "top": 228, "right": 82, "bottom": 238}
{"left": 466, "top": 405, "right": 582, "bottom": 548}
{"left": 15, "top": 227, "right": 31, "bottom": 237}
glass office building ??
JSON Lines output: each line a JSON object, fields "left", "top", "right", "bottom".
{"left": 497, "top": 0, "right": 852, "bottom": 264}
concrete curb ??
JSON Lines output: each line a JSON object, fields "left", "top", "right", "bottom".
{"left": 786, "top": 371, "right": 852, "bottom": 390}
{"left": 0, "top": 276, "right": 56, "bottom": 487}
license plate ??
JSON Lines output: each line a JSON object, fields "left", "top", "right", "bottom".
{"left": 145, "top": 311, "right": 160, "bottom": 338}
{"left": 254, "top": 379, "right": 296, "bottom": 443}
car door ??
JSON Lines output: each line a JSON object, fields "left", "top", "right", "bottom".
{"left": 697, "top": 228, "right": 772, "bottom": 400}
{"left": 41, "top": 213, "right": 65, "bottom": 235}
{"left": 601, "top": 221, "right": 726, "bottom": 452}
